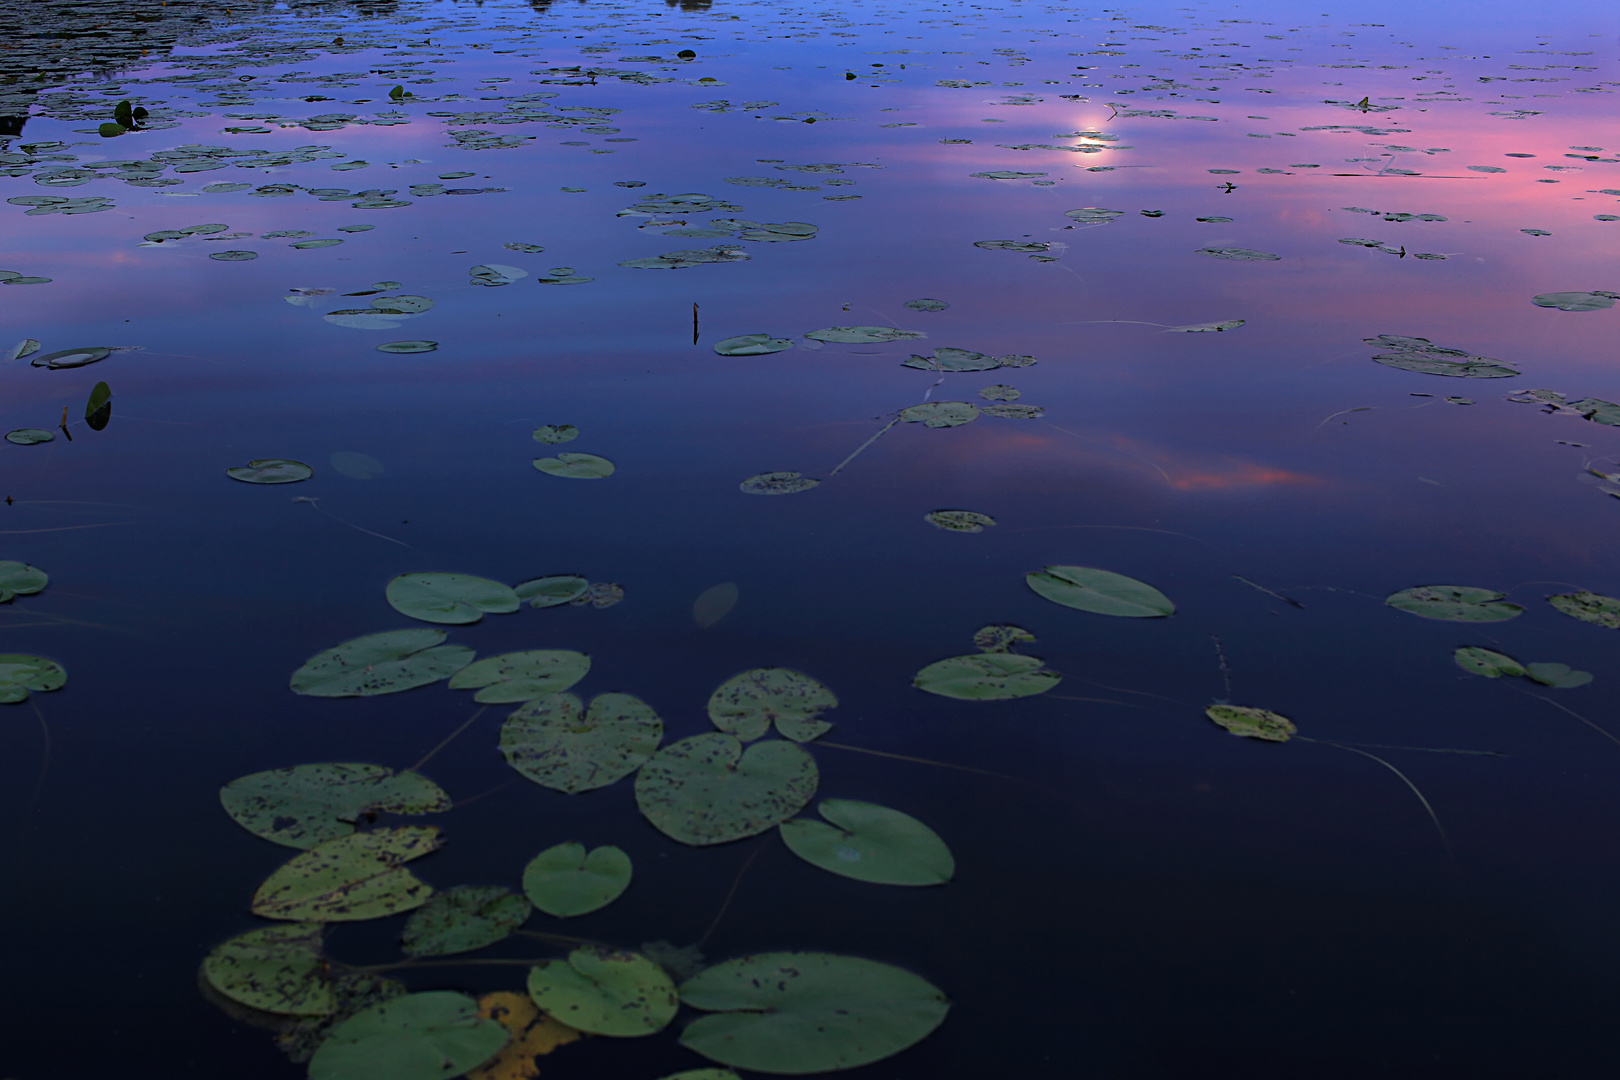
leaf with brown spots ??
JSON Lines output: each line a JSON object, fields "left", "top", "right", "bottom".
{"left": 467, "top": 992, "right": 581, "bottom": 1080}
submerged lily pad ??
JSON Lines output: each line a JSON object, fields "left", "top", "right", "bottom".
{"left": 913, "top": 653, "right": 1059, "bottom": 700}
{"left": 1205, "top": 705, "right": 1296, "bottom": 742}
{"left": 741, "top": 471, "right": 819, "bottom": 495}
{"left": 1526, "top": 662, "right": 1593, "bottom": 689}
{"left": 401, "top": 886, "right": 531, "bottom": 957}
{"left": 227, "top": 459, "right": 313, "bottom": 484}
{"left": 924, "top": 510, "right": 995, "bottom": 533}
{"left": 1547, "top": 590, "right": 1620, "bottom": 629}
{"left": 0, "top": 561, "right": 48, "bottom": 602}
{"left": 899, "top": 401, "right": 978, "bottom": 428}
{"left": 804, "top": 326, "right": 926, "bottom": 344}
{"left": 209, "top": 250, "right": 259, "bottom": 261}
{"left": 1365, "top": 334, "right": 1519, "bottom": 378}
{"left": 220, "top": 763, "right": 450, "bottom": 849}
{"left": 531, "top": 425, "right": 579, "bottom": 445}
{"left": 514, "top": 575, "right": 590, "bottom": 608}
{"left": 1532, "top": 291, "right": 1617, "bottom": 312}
{"left": 290, "top": 629, "right": 475, "bottom": 697}
{"left": 203, "top": 923, "right": 334, "bottom": 1017}
{"left": 780, "top": 800, "right": 954, "bottom": 886}
{"left": 635, "top": 733, "right": 818, "bottom": 846}
{"left": 1026, "top": 566, "right": 1175, "bottom": 617}
{"left": 1385, "top": 586, "right": 1523, "bottom": 622}
{"left": 526, "top": 948, "right": 678, "bottom": 1037}
{"left": 5, "top": 429, "right": 55, "bottom": 445}
{"left": 1195, "top": 246, "right": 1280, "bottom": 261}
{"left": 1454, "top": 647, "right": 1526, "bottom": 678}
{"left": 308, "top": 991, "right": 508, "bottom": 1080}
{"left": 501, "top": 692, "right": 663, "bottom": 793}
{"left": 252, "top": 826, "right": 442, "bottom": 922}
{"left": 522, "top": 843, "right": 633, "bottom": 917}
{"left": 708, "top": 668, "right": 837, "bottom": 742}
{"left": 678, "top": 953, "right": 949, "bottom": 1073}
{"left": 0, "top": 655, "right": 67, "bottom": 702}
{"left": 714, "top": 334, "right": 794, "bottom": 356}
{"left": 534, "top": 452, "right": 614, "bottom": 479}
{"left": 448, "top": 649, "right": 591, "bottom": 703}
{"left": 387, "top": 572, "right": 520, "bottom": 625}
{"left": 376, "top": 340, "right": 437, "bottom": 354}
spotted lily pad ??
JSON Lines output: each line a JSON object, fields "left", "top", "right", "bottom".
{"left": 251, "top": 826, "right": 442, "bottom": 922}
{"left": 522, "top": 843, "right": 632, "bottom": 917}
{"left": 740, "top": 471, "right": 819, "bottom": 495}
{"left": 1365, "top": 334, "right": 1519, "bottom": 378}
{"left": 203, "top": 923, "right": 334, "bottom": 1016}
{"left": 1454, "top": 647, "right": 1525, "bottom": 678}
{"left": 1547, "top": 590, "right": 1620, "bottom": 629}
{"left": 1205, "top": 705, "right": 1296, "bottom": 742}
{"left": 501, "top": 692, "right": 663, "bottom": 794}
{"left": 804, "top": 326, "right": 926, "bottom": 344}
{"left": 1027, "top": 566, "right": 1175, "bottom": 617}
{"left": 526, "top": 948, "right": 678, "bottom": 1037}
{"left": 1532, "top": 291, "right": 1617, "bottom": 312}
{"left": 901, "top": 348, "right": 1000, "bottom": 373}
{"left": 1195, "top": 246, "right": 1280, "bottom": 261}
{"left": 401, "top": 886, "right": 531, "bottom": 957}
{"left": 448, "top": 649, "right": 591, "bottom": 703}
{"left": 0, "top": 654, "right": 66, "bottom": 703}
{"left": 220, "top": 763, "right": 450, "bottom": 849}
{"left": 514, "top": 575, "right": 590, "bottom": 608}
{"left": 386, "top": 572, "right": 520, "bottom": 625}
{"left": 290, "top": 629, "right": 475, "bottom": 697}
{"left": 899, "top": 401, "right": 978, "bottom": 428}
{"left": 707, "top": 668, "right": 837, "bottom": 742}
{"left": 913, "top": 653, "right": 1060, "bottom": 700}
{"left": 534, "top": 452, "right": 614, "bottom": 479}
{"left": 308, "top": 991, "right": 509, "bottom": 1080}
{"left": 924, "top": 510, "right": 995, "bottom": 533}
{"left": 972, "top": 625, "right": 1035, "bottom": 652}
{"left": 978, "top": 385, "right": 1020, "bottom": 401}
{"left": 635, "top": 733, "right": 818, "bottom": 846}
{"left": 780, "top": 800, "right": 954, "bottom": 886}
{"left": 227, "top": 459, "right": 313, "bottom": 484}
{"left": 531, "top": 425, "right": 579, "bottom": 445}
{"left": 1385, "top": 586, "right": 1523, "bottom": 622}
{"left": 209, "top": 250, "right": 259, "bottom": 261}
{"left": 714, "top": 334, "right": 794, "bottom": 356}
{"left": 904, "top": 298, "right": 949, "bottom": 312}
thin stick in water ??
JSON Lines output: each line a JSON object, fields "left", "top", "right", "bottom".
{"left": 698, "top": 841, "right": 765, "bottom": 948}
{"left": 1232, "top": 575, "right": 1306, "bottom": 609}
{"left": 1518, "top": 689, "right": 1620, "bottom": 748}
{"left": 827, "top": 416, "right": 900, "bottom": 477}
{"left": 1313, "top": 740, "right": 1454, "bottom": 862}
{"left": 409, "top": 707, "right": 486, "bottom": 773}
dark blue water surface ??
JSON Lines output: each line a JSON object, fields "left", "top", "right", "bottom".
{"left": 2, "top": 0, "right": 1619, "bottom": 1076}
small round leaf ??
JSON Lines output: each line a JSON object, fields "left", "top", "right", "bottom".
{"left": 522, "top": 843, "right": 632, "bottom": 917}
{"left": 387, "top": 572, "right": 520, "bottom": 625}
{"left": 309, "top": 991, "right": 509, "bottom": 1080}
{"left": 780, "top": 800, "right": 954, "bottom": 886}
{"left": 525, "top": 948, "right": 677, "bottom": 1037}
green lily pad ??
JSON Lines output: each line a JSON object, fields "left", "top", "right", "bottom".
{"left": 1372, "top": 353, "right": 1519, "bottom": 378}
{"left": 924, "top": 510, "right": 995, "bottom": 532}
{"left": 447, "top": 649, "right": 591, "bottom": 703}
{"left": 227, "top": 459, "right": 313, "bottom": 484}
{"left": 805, "top": 326, "right": 926, "bottom": 344}
{"left": 1385, "top": 586, "right": 1524, "bottom": 622}
{"left": 982, "top": 404, "right": 1044, "bottom": 419}
{"left": 5, "top": 429, "right": 55, "bottom": 445}
{"left": 658, "top": 1072, "right": 741, "bottom": 1080}
{"left": 514, "top": 575, "right": 590, "bottom": 608}
{"left": 715, "top": 334, "right": 794, "bottom": 356}
{"left": 401, "top": 886, "right": 531, "bottom": 957}
{"left": 1026, "top": 565, "right": 1175, "bottom": 617}
{"left": 1547, "top": 590, "right": 1620, "bottom": 628}
{"left": 972, "top": 625, "right": 1035, "bottom": 652}
{"left": 371, "top": 295, "right": 434, "bottom": 314}
{"left": 534, "top": 452, "right": 614, "bottom": 479}
{"left": 531, "top": 425, "right": 579, "bottom": 445}
{"left": 899, "top": 401, "right": 978, "bottom": 428}
{"left": 376, "top": 340, "right": 437, "bottom": 354}
{"left": 209, "top": 250, "right": 259, "bottom": 261}
{"left": 1454, "top": 647, "right": 1525, "bottom": 679}
{"left": 290, "top": 628, "right": 475, "bottom": 697}
{"left": 974, "top": 240, "right": 1050, "bottom": 253}
{"left": 1195, "top": 246, "right": 1280, "bottom": 261}
{"left": 780, "top": 800, "right": 954, "bottom": 886}
{"left": 202, "top": 923, "right": 334, "bottom": 1016}
{"left": 979, "top": 385, "right": 1020, "bottom": 401}
{"left": 901, "top": 348, "right": 999, "bottom": 373}
{"left": 522, "top": 843, "right": 633, "bottom": 917}
{"left": 1532, "top": 291, "right": 1617, "bottom": 312}
{"left": 526, "top": 948, "right": 678, "bottom": 1037}
{"left": 1526, "top": 662, "right": 1593, "bottom": 689}
{"left": 220, "top": 763, "right": 450, "bottom": 850}
{"left": 251, "top": 826, "right": 442, "bottom": 922}
{"left": 635, "top": 734, "right": 818, "bottom": 846}
{"left": 1165, "top": 319, "right": 1245, "bottom": 332}
{"left": 913, "top": 653, "right": 1059, "bottom": 700}
{"left": 32, "top": 347, "right": 110, "bottom": 369}
{"left": 308, "top": 991, "right": 509, "bottom": 1080}
{"left": 501, "top": 692, "right": 663, "bottom": 793}
{"left": 904, "top": 298, "right": 949, "bottom": 312}
{"left": 708, "top": 668, "right": 837, "bottom": 742}
{"left": 292, "top": 239, "right": 344, "bottom": 250}
{"left": 386, "top": 572, "right": 520, "bottom": 625}
{"left": 0, "top": 561, "right": 48, "bottom": 603}
{"left": 741, "top": 471, "right": 819, "bottom": 495}
{"left": 1205, "top": 705, "right": 1296, "bottom": 742}
{"left": 1065, "top": 207, "right": 1124, "bottom": 224}
{"left": 0, "top": 654, "right": 66, "bottom": 703}
{"left": 679, "top": 953, "right": 950, "bottom": 1073}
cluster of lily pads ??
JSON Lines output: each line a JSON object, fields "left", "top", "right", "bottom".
{"left": 532, "top": 423, "right": 614, "bottom": 480}
{"left": 0, "top": 561, "right": 64, "bottom": 704}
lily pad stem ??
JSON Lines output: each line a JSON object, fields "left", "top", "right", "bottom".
{"left": 408, "top": 706, "right": 487, "bottom": 772}
{"left": 1299, "top": 738, "right": 1454, "bottom": 862}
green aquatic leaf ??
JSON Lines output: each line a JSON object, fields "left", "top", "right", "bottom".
{"left": 1205, "top": 705, "right": 1296, "bottom": 742}
{"left": 84, "top": 381, "right": 111, "bottom": 417}
{"left": 714, "top": 334, "right": 794, "bottom": 356}
{"left": 202, "top": 923, "right": 334, "bottom": 1017}
{"left": 0, "top": 654, "right": 65, "bottom": 703}
{"left": 1454, "top": 647, "right": 1525, "bottom": 679}
{"left": 290, "top": 628, "right": 475, "bottom": 698}
{"left": 209, "top": 250, "right": 259, "bottom": 261}
{"left": 901, "top": 348, "right": 1000, "bottom": 373}
{"left": 708, "top": 668, "right": 837, "bottom": 742}
{"left": 904, "top": 298, "right": 949, "bottom": 312}
{"left": 220, "top": 763, "right": 450, "bottom": 850}
{"left": 740, "top": 471, "right": 819, "bottom": 495}
{"left": 251, "top": 826, "right": 441, "bottom": 922}
{"left": 470, "top": 264, "right": 528, "bottom": 287}
{"left": 533, "top": 452, "right": 614, "bottom": 479}
{"left": 1065, "top": 207, "right": 1124, "bottom": 224}
{"left": 448, "top": 649, "right": 591, "bottom": 703}
{"left": 780, "top": 800, "right": 954, "bottom": 886}
{"left": 1385, "top": 586, "right": 1524, "bottom": 622}
{"left": 386, "top": 572, "right": 520, "bottom": 625}
{"left": 526, "top": 948, "right": 678, "bottom": 1037}
{"left": 1026, "top": 565, "right": 1175, "bottom": 617}
{"left": 32, "top": 347, "right": 110, "bottom": 369}
{"left": 514, "top": 575, "right": 590, "bottom": 608}
{"left": 5, "top": 429, "right": 55, "bottom": 445}
{"left": 0, "top": 561, "right": 48, "bottom": 602}
{"left": 1547, "top": 590, "right": 1620, "bottom": 629}
{"left": 679, "top": 953, "right": 949, "bottom": 1074}
{"left": 292, "top": 239, "right": 344, "bottom": 250}
{"left": 371, "top": 295, "right": 435, "bottom": 315}
{"left": 308, "top": 991, "right": 508, "bottom": 1080}
{"left": 227, "top": 459, "right": 313, "bottom": 484}
{"left": 658, "top": 1071, "right": 741, "bottom": 1080}
{"left": 6, "top": 338, "right": 40, "bottom": 361}
{"left": 804, "top": 326, "right": 926, "bottom": 344}
{"left": 531, "top": 425, "right": 579, "bottom": 445}
{"left": 1532, "top": 291, "right": 1617, "bottom": 312}
{"left": 972, "top": 624, "right": 1035, "bottom": 653}
{"left": 978, "top": 385, "right": 1020, "bottom": 401}
{"left": 376, "top": 340, "right": 437, "bottom": 354}
{"left": 924, "top": 510, "right": 995, "bottom": 533}
{"left": 1195, "top": 246, "right": 1280, "bottom": 261}
{"left": 974, "top": 240, "right": 1050, "bottom": 253}
{"left": 913, "top": 653, "right": 1059, "bottom": 700}
{"left": 635, "top": 734, "right": 818, "bottom": 846}
{"left": 982, "top": 404, "right": 1044, "bottom": 419}
{"left": 1164, "top": 319, "right": 1245, "bottom": 332}
{"left": 1372, "top": 353, "right": 1519, "bottom": 378}
{"left": 501, "top": 692, "right": 663, "bottom": 794}
{"left": 1525, "top": 662, "right": 1593, "bottom": 689}
{"left": 522, "top": 843, "right": 632, "bottom": 917}
{"left": 401, "top": 886, "right": 531, "bottom": 957}
{"left": 899, "top": 401, "right": 978, "bottom": 428}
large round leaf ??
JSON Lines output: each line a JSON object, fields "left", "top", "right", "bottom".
{"left": 1547, "top": 590, "right": 1620, "bottom": 629}
{"left": 740, "top": 471, "right": 819, "bottom": 495}
{"left": 714, "top": 334, "right": 793, "bottom": 356}
{"left": 1205, "top": 705, "right": 1296, "bottom": 742}
{"left": 1454, "top": 647, "right": 1525, "bottom": 678}
{"left": 1532, "top": 290, "right": 1617, "bottom": 312}
{"left": 0, "top": 560, "right": 48, "bottom": 603}
{"left": 252, "top": 826, "right": 441, "bottom": 922}
{"left": 707, "top": 668, "right": 837, "bottom": 742}
{"left": 402, "top": 886, "right": 531, "bottom": 957}
{"left": 386, "top": 573, "right": 520, "bottom": 625}
{"left": 678, "top": 953, "right": 949, "bottom": 1074}
{"left": 1385, "top": 585, "right": 1523, "bottom": 622}
{"left": 448, "top": 649, "right": 590, "bottom": 703}
{"left": 501, "top": 692, "right": 663, "bottom": 793}
{"left": 522, "top": 842, "right": 632, "bottom": 917}
{"left": 635, "top": 734, "right": 818, "bottom": 846}
{"left": 514, "top": 575, "right": 590, "bottom": 608}
{"left": 309, "top": 991, "right": 509, "bottom": 1080}
{"left": 202, "top": 923, "right": 334, "bottom": 1016}
{"left": 525, "top": 948, "right": 677, "bottom": 1037}
{"left": 533, "top": 452, "right": 615, "bottom": 479}
{"left": 912, "top": 653, "right": 1059, "bottom": 700}
{"left": 898, "top": 401, "right": 978, "bottom": 428}
{"left": 290, "top": 629, "right": 474, "bottom": 697}
{"left": 0, "top": 654, "right": 66, "bottom": 703}
{"left": 1026, "top": 565, "right": 1175, "bottom": 617}
{"left": 780, "top": 800, "right": 954, "bottom": 886}
{"left": 220, "top": 763, "right": 450, "bottom": 849}
{"left": 226, "top": 458, "right": 312, "bottom": 484}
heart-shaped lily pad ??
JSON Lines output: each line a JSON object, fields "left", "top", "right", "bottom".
{"left": 501, "top": 692, "right": 663, "bottom": 794}
{"left": 252, "top": 826, "right": 442, "bottom": 922}
{"left": 1547, "top": 590, "right": 1620, "bottom": 629}
{"left": 308, "top": 991, "right": 509, "bottom": 1080}
{"left": 635, "top": 734, "right": 818, "bottom": 846}
{"left": 227, "top": 459, "right": 313, "bottom": 484}
{"left": 1027, "top": 565, "right": 1175, "bottom": 617}
{"left": 533, "top": 452, "right": 614, "bottom": 479}
{"left": 913, "top": 653, "right": 1060, "bottom": 700}
{"left": 1385, "top": 586, "right": 1523, "bottom": 622}
{"left": 522, "top": 843, "right": 632, "bottom": 917}
{"left": 526, "top": 948, "right": 677, "bottom": 1037}
{"left": 387, "top": 573, "right": 520, "bottom": 625}
{"left": 290, "top": 629, "right": 474, "bottom": 697}
{"left": 1205, "top": 705, "right": 1296, "bottom": 742}
{"left": 0, "top": 654, "right": 66, "bottom": 703}
{"left": 707, "top": 668, "right": 837, "bottom": 742}
{"left": 401, "top": 886, "right": 531, "bottom": 957}
{"left": 780, "top": 800, "right": 954, "bottom": 886}
{"left": 202, "top": 923, "right": 334, "bottom": 1016}
{"left": 220, "top": 763, "right": 450, "bottom": 849}
{"left": 448, "top": 649, "right": 590, "bottom": 703}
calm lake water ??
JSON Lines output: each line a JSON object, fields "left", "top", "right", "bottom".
{"left": 3, "top": 0, "right": 1619, "bottom": 1076}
